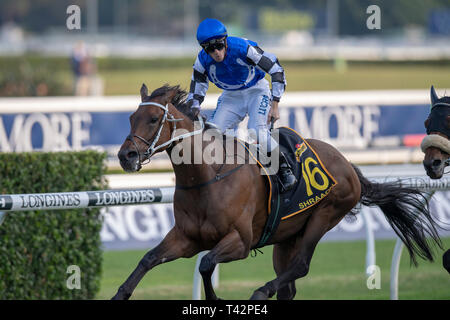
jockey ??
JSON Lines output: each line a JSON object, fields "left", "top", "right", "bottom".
{"left": 187, "top": 18, "right": 297, "bottom": 192}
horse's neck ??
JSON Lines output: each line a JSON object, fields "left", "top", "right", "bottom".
{"left": 169, "top": 106, "right": 195, "bottom": 132}
{"left": 169, "top": 139, "right": 220, "bottom": 187}
{"left": 166, "top": 112, "right": 222, "bottom": 186}
{"left": 171, "top": 159, "right": 216, "bottom": 188}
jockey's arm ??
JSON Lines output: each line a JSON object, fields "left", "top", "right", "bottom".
{"left": 246, "top": 45, "right": 286, "bottom": 101}
{"left": 187, "top": 56, "right": 209, "bottom": 114}
{"left": 246, "top": 44, "right": 286, "bottom": 122}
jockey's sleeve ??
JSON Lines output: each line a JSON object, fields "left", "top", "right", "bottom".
{"left": 187, "top": 56, "right": 209, "bottom": 109}
{"left": 246, "top": 44, "right": 286, "bottom": 102}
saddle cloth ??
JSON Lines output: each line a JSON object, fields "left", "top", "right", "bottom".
{"left": 239, "top": 127, "right": 338, "bottom": 249}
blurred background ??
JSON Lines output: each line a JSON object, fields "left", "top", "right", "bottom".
{"left": 1, "top": 0, "right": 449, "bottom": 96}
{"left": 0, "top": 0, "right": 449, "bottom": 300}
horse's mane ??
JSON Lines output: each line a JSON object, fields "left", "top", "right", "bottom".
{"left": 146, "top": 84, "right": 197, "bottom": 120}
{"left": 436, "top": 96, "right": 450, "bottom": 105}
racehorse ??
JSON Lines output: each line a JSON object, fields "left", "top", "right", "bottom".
{"left": 112, "top": 83, "right": 442, "bottom": 300}
{"left": 421, "top": 85, "right": 450, "bottom": 273}
{"left": 422, "top": 86, "right": 450, "bottom": 180}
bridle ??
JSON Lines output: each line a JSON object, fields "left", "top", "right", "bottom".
{"left": 440, "top": 137, "right": 450, "bottom": 169}
{"left": 425, "top": 103, "right": 450, "bottom": 167}
{"left": 126, "top": 101, "right": 204, "bottom": 165}
{"left": 422, "top": 132, "right": 450, "bottom": 175}
{"left": 125, "top": 100, "right": 246, "bottom": 189}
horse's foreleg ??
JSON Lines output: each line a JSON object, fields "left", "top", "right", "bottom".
{"left": 112, "top": 228, "right": 198, "bottom": 300}
{"left": 199, "top": 229, "right": 249, "bottom": 300}
{"left": 250, "top": 210, "right": 332, "bottom": 300}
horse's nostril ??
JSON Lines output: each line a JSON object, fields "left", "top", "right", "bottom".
{"left": 432, "top": 159, "right": 442, "bottom": 168}
{"left": 118, "top": 149, "right": 137, "bottom": 161}
{"left": 423, "top": 160, "right": 432, "bottom": 168}
{"left": 127, "top": 151, "right": 138, "bottom": 160}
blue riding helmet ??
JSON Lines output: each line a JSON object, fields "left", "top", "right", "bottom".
{"left": 196, "top": 18, "right": 227, "bottom": 45}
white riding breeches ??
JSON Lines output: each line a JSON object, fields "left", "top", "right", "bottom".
{"left": 209, "top": 79, "right": 278, "bottom": 153}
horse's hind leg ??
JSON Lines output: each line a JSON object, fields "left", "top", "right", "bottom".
{"left": 277, "top": 281, "right": 296, "bottom": 300}
{"left": 199, "top": 229, "right": 250, "bottom": 300}
{"left": 273, "top": 237, "right": 301, "bottom": 300}
{"left": 112, "top": 228, "right": 198, "bottom": 300}
{"left": 250, "top": 209, "right": 334, "bottom": 300}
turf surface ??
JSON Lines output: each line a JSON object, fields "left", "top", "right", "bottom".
{"left": 98, "top": 237, "right": 450, "bottom": 300}
{"left": 60, "top": 63, "right": 450, "bottom": 95}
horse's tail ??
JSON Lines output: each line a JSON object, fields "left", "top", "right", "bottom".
{"left": 351, "top": 164, "right": 442, "bottom": 266}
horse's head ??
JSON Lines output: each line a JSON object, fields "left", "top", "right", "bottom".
{"left": 118, "top": 83, "right": 191, "bottom": 172}
{"left": 422, "top": 85, "right": 450, "bottom": 179}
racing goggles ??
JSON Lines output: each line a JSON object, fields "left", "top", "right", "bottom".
{"left": 201, "top": 38, "right": 226, "bottom": 53}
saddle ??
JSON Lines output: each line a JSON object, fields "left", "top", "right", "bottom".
{"left": 240, "top": 127, "right": 338, "bottom": 249}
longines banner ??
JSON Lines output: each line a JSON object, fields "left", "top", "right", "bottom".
{"left": 100, "top": 191, "right": 450, "bottom": 250}
{"left": 0, "top": 188, "right": 168, "bottom": 211}
{"left": 0, "top": 90, "right": 434, "bottom": 153}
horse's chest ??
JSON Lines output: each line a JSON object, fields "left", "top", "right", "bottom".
{"left": 176, "top": 212, "right": 222, "bottom": 244}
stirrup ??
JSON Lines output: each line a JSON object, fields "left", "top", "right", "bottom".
{"left": 278, "top": 152, "right": 297, "bottom": 192}
{"left": 279, "top": 171, "right": 297, "bottom": 192}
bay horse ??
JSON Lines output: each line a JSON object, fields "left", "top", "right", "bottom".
{"left": 422, "top": 85, "right": 450, "bottom": 179}
{"left": 112, "top": 84, "right": 442, "bottom": 300}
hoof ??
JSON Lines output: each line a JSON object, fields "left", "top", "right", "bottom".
{"left": 111, "top": 289, "right": 131, "bottom": 300}
{"left": 249, "top": 290, "right": 268, "bottom": 300}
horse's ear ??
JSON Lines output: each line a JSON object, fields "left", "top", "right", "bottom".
{"left": 140, "top": 83, "right": 149, "bottom": 102}
{"left": 431, "top": 85, "right": 439, "bottom": 106}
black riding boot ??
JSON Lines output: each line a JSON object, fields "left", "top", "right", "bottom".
{"left": 278, "top": 151, "right": 297, "bottom": 192}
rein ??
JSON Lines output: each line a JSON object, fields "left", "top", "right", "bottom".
{"left": 176, "top": 133, "right": 246, "bottom": 190}
{"left": 127, "top": 101, "right": 245, "bottom": 189}
{"left": 175, "top": 163, "right": 244, "bottom": 190}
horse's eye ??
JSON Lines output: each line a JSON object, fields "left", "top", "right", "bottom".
{"left": 150, "top": 117, "right": 159, "bottom": 124}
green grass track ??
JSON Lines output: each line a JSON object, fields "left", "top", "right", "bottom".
{"left": 98, "top": 237, "right": 450, "bottom": 300}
